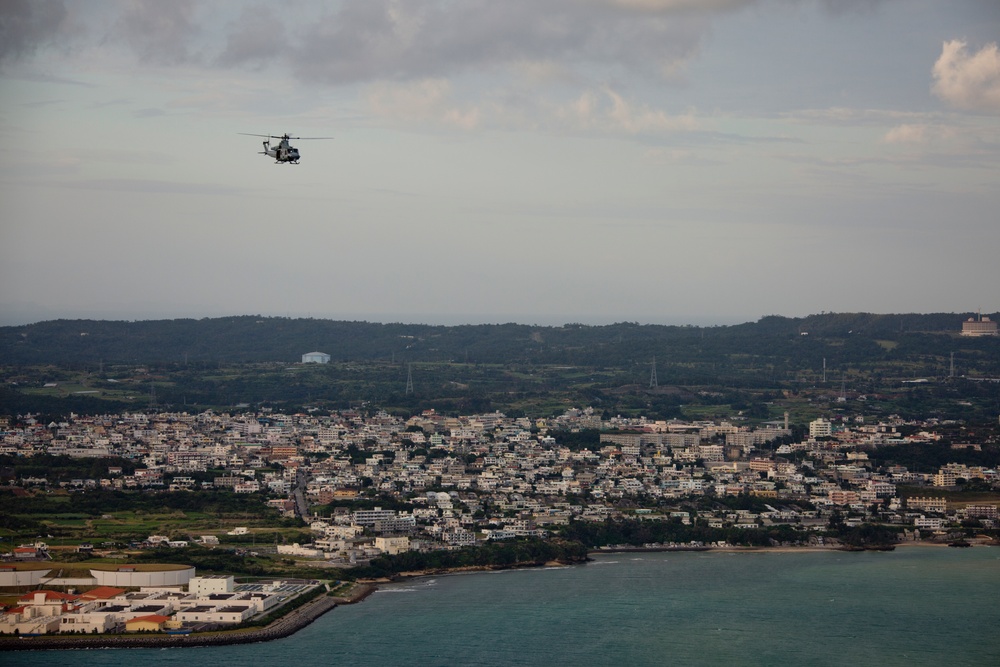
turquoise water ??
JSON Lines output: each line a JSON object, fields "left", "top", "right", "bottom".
{"left": 6, "top": 546, "right": 999, "bottom": 666}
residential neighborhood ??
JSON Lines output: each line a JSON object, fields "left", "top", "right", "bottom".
{"left": 2, "top": 406, "right": 996, "bottom": 575}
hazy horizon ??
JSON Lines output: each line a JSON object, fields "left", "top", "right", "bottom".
{"left": 1, "top": 306, "right": 993, "bottom": 330}
{"left": 0, "top": 304, "right": 762, "bottom": 328}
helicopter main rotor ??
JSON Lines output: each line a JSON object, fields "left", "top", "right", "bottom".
{"left": 238, "top": 133, "right": 333, "bottom": 140}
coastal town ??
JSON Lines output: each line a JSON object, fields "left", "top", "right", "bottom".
{"left": 3, "top": 406, "right": 998, "bottom": 546}
{"left": 2, "top": 402, "right": 998, "bottom": 638}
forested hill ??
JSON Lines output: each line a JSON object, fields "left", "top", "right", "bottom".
{"left": 1, "top": 312, "right": 994, "bottom": 367}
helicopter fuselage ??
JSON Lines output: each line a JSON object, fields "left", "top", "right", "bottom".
{"left": 263, "top": 139, "right": 301, "bottom": 163}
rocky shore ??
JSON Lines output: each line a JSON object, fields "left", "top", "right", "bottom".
{"left": 386, "top": 556, "right": 590, "bottom": 581}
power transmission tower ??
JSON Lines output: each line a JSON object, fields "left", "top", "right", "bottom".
{"left": 405, "top": 364, "right": 414, "bottom": 395}
{"left": 649, "top": 357, "right": 658, "bottom": 389}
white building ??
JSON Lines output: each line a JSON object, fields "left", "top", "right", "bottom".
{"left": 961, "top": 314, "right": 998, "bottom": 337}
{"left": 302, "top": 351, "right": 331, "bottom": 363}
{"left": 277, "top": 543, "right": 324, "bottom": 558}
{"left": 188, "top": 575, "right": 234, "bottom": 597}
{"left": 374, "top": 536, "right": 410, "bottom": 555}
{"left": 809, "top": 418, "right": 832, "bottom": 439}
{"left": 914, "top": 515, "right": 943, "bottom": 530}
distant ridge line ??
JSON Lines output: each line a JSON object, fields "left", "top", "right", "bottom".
{"left": 1, "top": 312, "right": 995, "bottom": 366}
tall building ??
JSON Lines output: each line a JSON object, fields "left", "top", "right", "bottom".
{"left": 809, "top": 417, "right": 832, "bottom": 439}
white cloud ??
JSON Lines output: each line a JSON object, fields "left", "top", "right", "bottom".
{"left": 879, "top": 121, "right": 963, "bottom": 146}
{"left": 364, "top": 79, "right": 700, "bottom": 136}
{"left": 582, "top": 87, "right": 700, "bottom": 134}
{"left": 365, "top": 79, "right": 481, "bottom": 129}
{"left": 882, "top": 123, "right": 928, "bottom": 144}
{"left": 785, "top": 107, "right": 925, "bottom": 127}
{"left": 932, "top": 40, "right": 1000, "bottom": 114}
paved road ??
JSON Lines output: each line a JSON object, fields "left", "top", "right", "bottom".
{"left": 293, "top": 468, "right": 310, "bottom": 519}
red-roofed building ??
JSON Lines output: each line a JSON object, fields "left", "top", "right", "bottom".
{"left": 79, "top": 586, "right": 126, "bottom": 602}
{"left": 126, "top": 614, "right": 170, "bottom": 632}
{"left": 12, "top": 546, "right": 41, "bottom": 560}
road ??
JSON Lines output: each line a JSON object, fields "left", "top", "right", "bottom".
{"left": 293, "top": 468, "right": 310, "bottom": 519}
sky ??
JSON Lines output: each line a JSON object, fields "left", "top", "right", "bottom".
{"left": 1, "top": 0, "right": 999, "bottom": 328}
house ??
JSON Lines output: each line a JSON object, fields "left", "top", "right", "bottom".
{"left": 302, "top": 351, "right": 331, "bottom": 364}
{"left": 126, "top": 614, "right": 171, "bottom": 632}
{"left": 374, "top": 536, "right": 411, "bottom": 555}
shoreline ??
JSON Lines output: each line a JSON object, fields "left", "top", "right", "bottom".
{"left": 591, "top": 539, "right": 995, "bottom": 556}
{"left": 368, "top": 556, "right": 590, "bottom": 583}
{"left": 4, "top": 540, "right": 993, "bottom": 652}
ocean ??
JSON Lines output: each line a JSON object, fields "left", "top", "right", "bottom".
{"left": 6, "top": 546, "right": 999, "bottom": 666}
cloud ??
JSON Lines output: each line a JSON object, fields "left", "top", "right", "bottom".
{"left": 816, "top": 0, "right": 897, "bottom": 17}
{"left": 4, "top": 0, "right": 905, "bottom": 86}
{"left": 216, "top": 4, "right": 286, "bottom": 68}
{"left": 882, "top": 123, "right": 928, "bottom": 144}
{"left": 365, "top": 78, "right": 699, "bottom": 136}
{"left": 366, "top": 79, "right": 481, "bottom": 129}
{"left": 556, "top": 87, "right": 700, "bottom": 134}
{"left": 0, "top": 0, "right": 68, "bottom": 63}
{"left": 879, "top": 122, "right": 961, "bottom": 147}
{"left": 2, "top": 0, "right": 910, "bottom": 79}
{"left": 112, "top": 0, "right": 200, "bottom": 64}
{"left": 288, "top": 0, "right": 713, "bottom": 85}
{"left": 611, "top": 0, "right": 753, "bottom": 10}
{"left": 932, "top": 40, "right": 1000, "bottom": 114}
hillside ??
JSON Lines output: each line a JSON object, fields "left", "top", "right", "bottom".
{"left": 2, "top": 313, "right": 998, "bottom": 422}
{"left": 1, "top": 312, "right": 992, "bottom": 367}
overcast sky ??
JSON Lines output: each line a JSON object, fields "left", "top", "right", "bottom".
{"left": 2, "top": 0, "right": 999, "bottom": 327}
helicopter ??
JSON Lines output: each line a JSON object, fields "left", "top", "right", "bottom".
{"left": 239, "top": 133, "right": 332, "bottom": 164}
